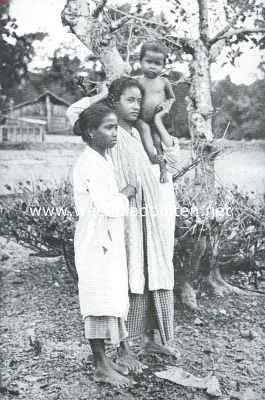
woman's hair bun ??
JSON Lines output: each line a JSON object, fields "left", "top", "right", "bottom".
{"left": 73, "top": 103, "right": 114, "bottom": 144}
{"left": 73, "top": 118, "right": 82, "bottom": 136}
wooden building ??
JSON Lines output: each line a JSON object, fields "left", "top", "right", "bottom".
{"left": 0, "top": 91, "right": 72, "bottom": 143}
{"left": 0, "top": 117, "right": 46, "bottom": 144}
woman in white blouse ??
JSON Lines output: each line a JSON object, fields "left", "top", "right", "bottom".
{"left": 73, "top": 102, "right": 136, "bottom": 387}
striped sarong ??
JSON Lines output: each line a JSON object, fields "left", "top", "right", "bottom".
{"left": 126, "top": 195, "right": 174, "bottom": 345}
{"left": 84, "top": 316, "right": 128, "bottom": 347}
{"left": 127, "top": 290, "right": 174, "bottom": 345}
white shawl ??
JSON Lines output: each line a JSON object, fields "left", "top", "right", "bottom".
{"left": 109, "top": 127, "right": 178, "bottom": 293}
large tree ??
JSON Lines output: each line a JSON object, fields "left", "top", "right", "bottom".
{"left": 0, "top": 11, "right": 46, "bottom": 111}
{"left": 61, "top": 0, "right": 265, "bottom": 306}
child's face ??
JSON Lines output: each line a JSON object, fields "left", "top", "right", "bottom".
{"left": 141, "top": 50, "right": 165, "bottom": 78}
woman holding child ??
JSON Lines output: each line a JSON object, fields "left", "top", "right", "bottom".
{"left": 70, "top": 72, "right": 181, "bottom": 382}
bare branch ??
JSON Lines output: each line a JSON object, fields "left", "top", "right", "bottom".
{"left": 210, "top": 27, "right": 265, "bottom": 45}
{"left": 170, "top": 77, "right": 192, "bottom": 88}
{"left": 209, "top": 3, "right": 261, "bottom": 48}
{"left": 209, "top": 24, "right": 231, "bottom": 46}
{"left": 109, "top": 5, "right": 194, "bottom": 51}
{"left": 110, "top": 16, "right": 130, "bottom": 33}
{"left": 109, "top": 5, "right": 171, "bottom": 30}
{"left": 92, "top": 0, "right": 107, "bottom": 18}
{"left": 126, "top": 23, "right": 134, "bottom": 64}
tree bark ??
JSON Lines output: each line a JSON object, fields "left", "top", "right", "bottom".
{"left": 61, "top": 0, "right": 130, "bottom": 81}
{"left": 179, "top": 0, "right": 219, "bottom": 307}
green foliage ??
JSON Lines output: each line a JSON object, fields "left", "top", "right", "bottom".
{"left": 0, "top": 180, "right": 76, "bottom": 256}
{"left": 31, "top": 53, "right": 87, "bottom": 103}
{"left": 1, "top": 177, "right": 264, "bottom": 284}
{"left": 0, "top": 13, "right": 46, "bottom": 110}
{"left": 174, "top": 179, "right": 265, "bottom": 284}
{"left": 9, "top": 52, "right": 106, "bottom": 105}
{"left": 213, "top": 76, "right": 265, "bottom": 139}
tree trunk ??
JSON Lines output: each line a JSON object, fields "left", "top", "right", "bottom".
{"left": 61, "top": 0, "right": 130, "bottom": 81}
{"left": 179, "top": 0, "right": 225, "bottom": 307}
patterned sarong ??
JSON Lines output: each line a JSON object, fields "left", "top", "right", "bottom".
{"left": 84, "top": 316, "right": 128, "bottom": 347}
{"left": 126, "top": 196, "right": 174, "bottom": 345}
{"left": 127, "top": 290, "right": 174, "bottom": 345}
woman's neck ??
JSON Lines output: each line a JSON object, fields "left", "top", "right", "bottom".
{"left": 90, "top": 144, "right": 106, "bottom": 158}
{"left": 118, "top": 118, "right": 133, "bottom": 134}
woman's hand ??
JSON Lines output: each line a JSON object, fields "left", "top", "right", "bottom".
{"left": 120, "top": 184, "right": 137, "bottom": 199}
{"left": 154, "top": 105, "right": 169, "bottom": 121}
{"left": 154, "top": 99, "right": 174, "bottom": 119}
{"left": 150, "top": 154, "right": 165, "bottom": 164}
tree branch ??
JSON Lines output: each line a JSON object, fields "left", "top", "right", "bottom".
{"left": 210, "top": 27, "right": 265, "bottom": 46}
{"left": 109, "top": 5, "right": 172, "bottom": 30}
{"left": 170, "top": 77, "right": 192, "bottom": 88}
{"left": 198, "top": 0, "right": 210, "bottom": 44}
{"left": 109, "top": 5, "right": 194, "bottom": 52}
{"left": 126, "top": 23, "right": 134, "bottom": 64}
{"left": 209, "top": 24, "right": 231, "bottom": 46}
{"left": 92, "top": 0, "right": 108, "bottom": 18}
{"left": 61, "top": 0, "right": 130, "bottom": 81}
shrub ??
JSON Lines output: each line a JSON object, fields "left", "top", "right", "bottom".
{"left": 174, "top": 179, "right": 265, "bottom": 286}
{"left": 0, "top": 179, "right": 76, "bottom": 255}
{"left": 1, "top": 178, "right": 265, "bottom": 286}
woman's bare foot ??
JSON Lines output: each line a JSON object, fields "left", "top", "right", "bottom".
{"left": 117, "top": 345, "right": 147, "bottom": 374}
{"left": 94, "top": 364, "right": 132, "bottom": 388}
{"left": 143, "top": 340, "right": 180, "bottom": 358}
{"left": 107, "top": 358, "right": 129, "bottom": 376}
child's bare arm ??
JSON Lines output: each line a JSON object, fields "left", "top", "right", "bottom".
{"left": 154, "top": 78, "right": 175, "bottom": 114}
{"left": 136, "top": 119, "right": 162, "bottom": 164}
{"left": 153, "top": 107, "right": 174, "bottom": 147}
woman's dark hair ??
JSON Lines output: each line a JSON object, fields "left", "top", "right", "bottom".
{"left": 74, "top": 103, "right": 113, "bottom": 144}
{"left": 140, "top": 40, "right": 168, "bottom": 63}
{"left": 106, "top": 77, "right": 145, "bottom": 107}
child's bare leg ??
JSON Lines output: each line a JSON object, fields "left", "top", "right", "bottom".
{"left": 152, "top": 130, "right": 168, "bottom": 183}
{"left": 90, "top": 339, "right": 131, "bottom": 387}
{"left": 135, "top": 119, "right": 158, "bottom": 164}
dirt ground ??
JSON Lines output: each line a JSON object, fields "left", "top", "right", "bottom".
{"left": 1, "top": 239, "right": 265, "bottom": 400}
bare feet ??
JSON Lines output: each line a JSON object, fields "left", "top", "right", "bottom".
{"left": 107, "top": 358, "right": 129, "bottom": 376}
{"left": 117, "top": 346, "right": 147, "bottom": 374}
{"left": 94, "top": 363, "right": 132, "bottom": 388}
{"left": 143, "top": 341, "right": 180, "bottom": 358}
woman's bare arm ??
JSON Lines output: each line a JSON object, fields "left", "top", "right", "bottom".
{"left": 66, "top": 84, "right": 108, "bottom": 126}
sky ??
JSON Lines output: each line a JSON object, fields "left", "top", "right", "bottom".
{"left": 9, "top": 0, "right": 264, "bottom": 84}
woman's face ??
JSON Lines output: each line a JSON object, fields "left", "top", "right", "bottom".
{"left": 114, "top": 86, "right": 142, "bottom": 122}
{"left": 92, "top": 113, "right": 118, "bottom": 149}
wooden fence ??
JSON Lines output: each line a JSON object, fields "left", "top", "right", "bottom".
{"left": 0, "top": 123, "right": 46, "bottom": 143}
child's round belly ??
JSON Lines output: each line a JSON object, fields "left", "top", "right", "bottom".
{"left": 142, "top": 95, "right": 166, "bottom": 122}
